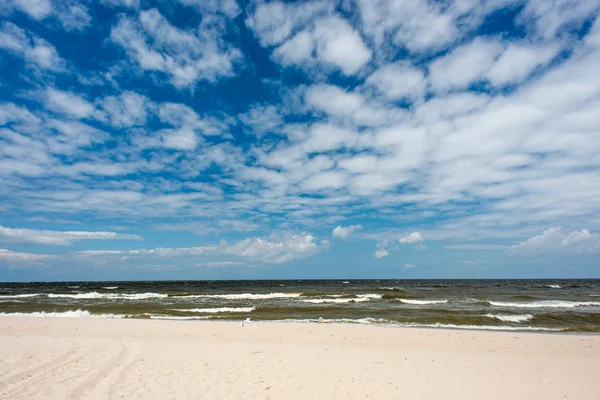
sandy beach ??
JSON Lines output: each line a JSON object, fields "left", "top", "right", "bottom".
{"left": 0, "top": 317, "right": 599, "bottom": 400}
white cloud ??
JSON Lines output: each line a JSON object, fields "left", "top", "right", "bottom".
{"left": 374, "top": 248, "right": 389, "bottom": 258}
{"left": 101, "top": 0, "right": 139, "bottom": 8}
{"left": 10, "top": 0, "right": 53, "bottom": 20}
{"left": 273, "top": 30, "right": 314, "bottom": 65}
{"left": 55, "top": 2, "right": 92, "bottom": 32}
{"left": 518, "top": 0, "right": 600, "bottom": 39}
{"left": 0, "top": 249, "right": 51, "bottom": 261}
{"left": 245, "top": 0, "right": 330, "bottom": 46}
{"left": 0, "top": 225, "right": 142, "bottom": 246}
{"left": 486, "top": 43, "right": 560, "bottom": 86}
{"left": 332, "top": 224, "right": 363, "bottom": 239}
{"left": 43, "top": 88, "right": 94, "bottom": 118}
{"left": 444, "top": 244, "right": 506, "bottom": 250}
{"left": 366, "top": 62, "right": 426, "bottom": 101}
{"left": 305, "top": 84, "right": 364, "bottom": 117}
{"left": 178, "top": 0, "right": 240, "bottom": 19}
{"left": 110, "top": 8, "right": 241, "bottom": 88}
{"left": 6, "top": 0, "right": 91, "bottom": 32}
{"left": 95, "top": 91, "right": 150, "bottom": 127}
{"left": 403, "top": 263, "right": 415, "bottom": 269}
{"left": 429, "top": 38, "right": 504, "bottom": 92}
{"left": 272, "top": 14, "right": 371, "bottom": 76}
{"left": 311, "top": 16, "right": 371, "bottom": 75}
{"left": 239, "top": 104, "right": 283, "bottom": 136}
{"left": 76, "top": 232, "right": 327, "bottom": 264}
{"left": 506, "top": 227, "right": 600, "bottom": 256}
{"left": 357, "top": 0, "right": 458, "bottom": 52}
{"left": 0, "top": 22, "right": 65, "bottom": 71}
{"left": 195, "top": 261, "right": 244, "bottom": 267}
{"left": 399, "top": 232, "right": 423, "bottom": 244}
{"left": 223, "top": 232, "right": 325, "bottom": 263}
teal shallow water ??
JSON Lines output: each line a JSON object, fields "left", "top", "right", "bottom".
{"left": 1, "top": 279, "right": 600, "bottom": 332}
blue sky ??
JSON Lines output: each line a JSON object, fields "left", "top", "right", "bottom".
{"left": 1, "top": 0, "right": 600, "bottom": 281}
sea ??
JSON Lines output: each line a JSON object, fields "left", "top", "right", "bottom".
{"left": 1, "top": 279, "right": 600, "bottom": 333}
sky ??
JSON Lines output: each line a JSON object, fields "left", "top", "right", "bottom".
{"left": 1, "top": 0, "right": 600, "bottom": 281}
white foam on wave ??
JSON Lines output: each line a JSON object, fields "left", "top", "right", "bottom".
{"left": 103, "top": 286, "right": 118, "bottom": 290}
{"left": 489, "top": 300, "right": 600, "bottom": 309}
{"left": 187, "top": 292, "right": 302, "bottom": 300}
{"left": 402, "top": 322, "right": 560, "bottom": 332}
{"left": 172, "top": 307, "right": 256, "bottom": 313}
{"left": 544, "top": 285, "right": 562, "bottom": 289}
{"left": 48, "top": 292, "right": 168, "bottom": 300}
{"left": 0, "top": 293, "right": 43, "bottom": 298}
{"left": 148, "top": 315, "right": 210, "bottom": 320}
{"left": 397, "top": 299, "right": 449, "bottom": 305}
{"left": 485, "top": 313, "right": 534, "bottom": 323}
{"left": 357, "top": 294, "right": 382, "bottom": 299}
{"left": 277, "top": 318, "right": 560, "bottom": 331}
{"left": 0, "top": 310, "right": 125, "bottom": 318}
{"left": 302, "top": 298, "right": 370, "bottom": 304}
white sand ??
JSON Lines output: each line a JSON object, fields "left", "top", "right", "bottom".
{"left": 1, "top": 317, "right": 599, "bottom": 399}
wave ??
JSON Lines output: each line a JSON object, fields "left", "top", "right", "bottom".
{"left": 172, "top": 307, "right": 256, "bottom": 313}
{"left": 544, "top": 285, "right": 562, "bottom": 289}
{"left": 397, "top": 299, "right": 449, "bottom": 305}
{"left": 47, "top": 292, "right": 168, "bottom": 300}
{"left": 0, "top": 293, "right": 43, "bottom": 298}
{"left": 301, "top": 298, "right": 370, "bottom": 304}
{"left": 147, "top": 315, "right": 210, "bottom": 320}
{"left": 183, "top": 293, "right": 302, "bottom": 300}
{"left": 485, "top": 313, "right": 534, "bottom": 323}
{"left": 67, "top": 286, "right": 80, "bottom": 289}
{"left": 0, "top": 310, "right": 124, "bottom": 318}
{"left": 103, "top": 286, "right": 118, "bottom": 290}
{"left": 401, "top": 322, "right": 560, "bottom": 332}
{"left": 277, "top": 318, "right": 560, "bottom": 331}
{"left": 489, "top": 300, "right": 600, "bottom": 309}
{"left": 378, "top": 287, "right": 407, "bottom": 292}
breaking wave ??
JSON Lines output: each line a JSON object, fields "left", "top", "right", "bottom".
{"left": 172, "top": 307, "right": 256, "bottom": 313}
{"left": 0, "top": 310, "right": 124, "bottom": 318}
{"left": 397, "top": 299, "right": 449, "bottom": 305}
{"left": 485, "top": 313, "right": 534, "bottom": 323}
{"left": 489, "top": 300, "right": 600, "bottom": 309}
{"left": 47, "top": 292, "right": 168, "bottom": 300}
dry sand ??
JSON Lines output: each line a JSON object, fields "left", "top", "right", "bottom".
{"left": 0, "top": 317, "right": 599, "bottom": 399}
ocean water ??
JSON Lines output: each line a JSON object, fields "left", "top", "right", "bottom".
{"left": 1, "top": 279, "right": 600, "bottom": 332}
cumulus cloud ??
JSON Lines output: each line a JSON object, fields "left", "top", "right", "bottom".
{"left": 43, "top": 88, "right": 94, "bottom": 118}
{"left": 2, "top": 1, "right": 600, "bottom": 276}
{"left": 374, "top": 249, "right": 389, "bottom": 258}
{"left": 266, "top": 11, "right": 371, "bottom": 75}
{"left": 506, "top": 227, "right": 600, "bottom": 256}
{"left": 403, "top": 263, "right": 415, "bottom": 269}
{"left": 0, "top": 226, "right": 142, "bottom": 246}
{"left": 110, "top": 8, "right": 241, "bottom": 88}
{"left": 6, "top": 0, "right": 91, "bottom": 32}
{"left": 399, "top": 232, "right": 423, "bottom": 244}
{"left": 332, "top": 224, "right": 363, "bottom": 239}
{"left": 76, "top": 232, "right": 327, "bottom": 264}
{"left": 366, "top": 62, "right": 426, "bottom": 101}
{"left": 429, "top": 38, "right": 504, "bottom": 92}
{"left": 95, "top": 91, "right": 151, "bottom": 127}
{"left": 0, "top": 22, "right": 65, "bottom": 71}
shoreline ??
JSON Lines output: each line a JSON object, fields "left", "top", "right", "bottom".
{"left": 1, "top": 312, "right": 598, "bottom": 335}
{"left": 2, "top": 316, "right": 599, "bottom": 399}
